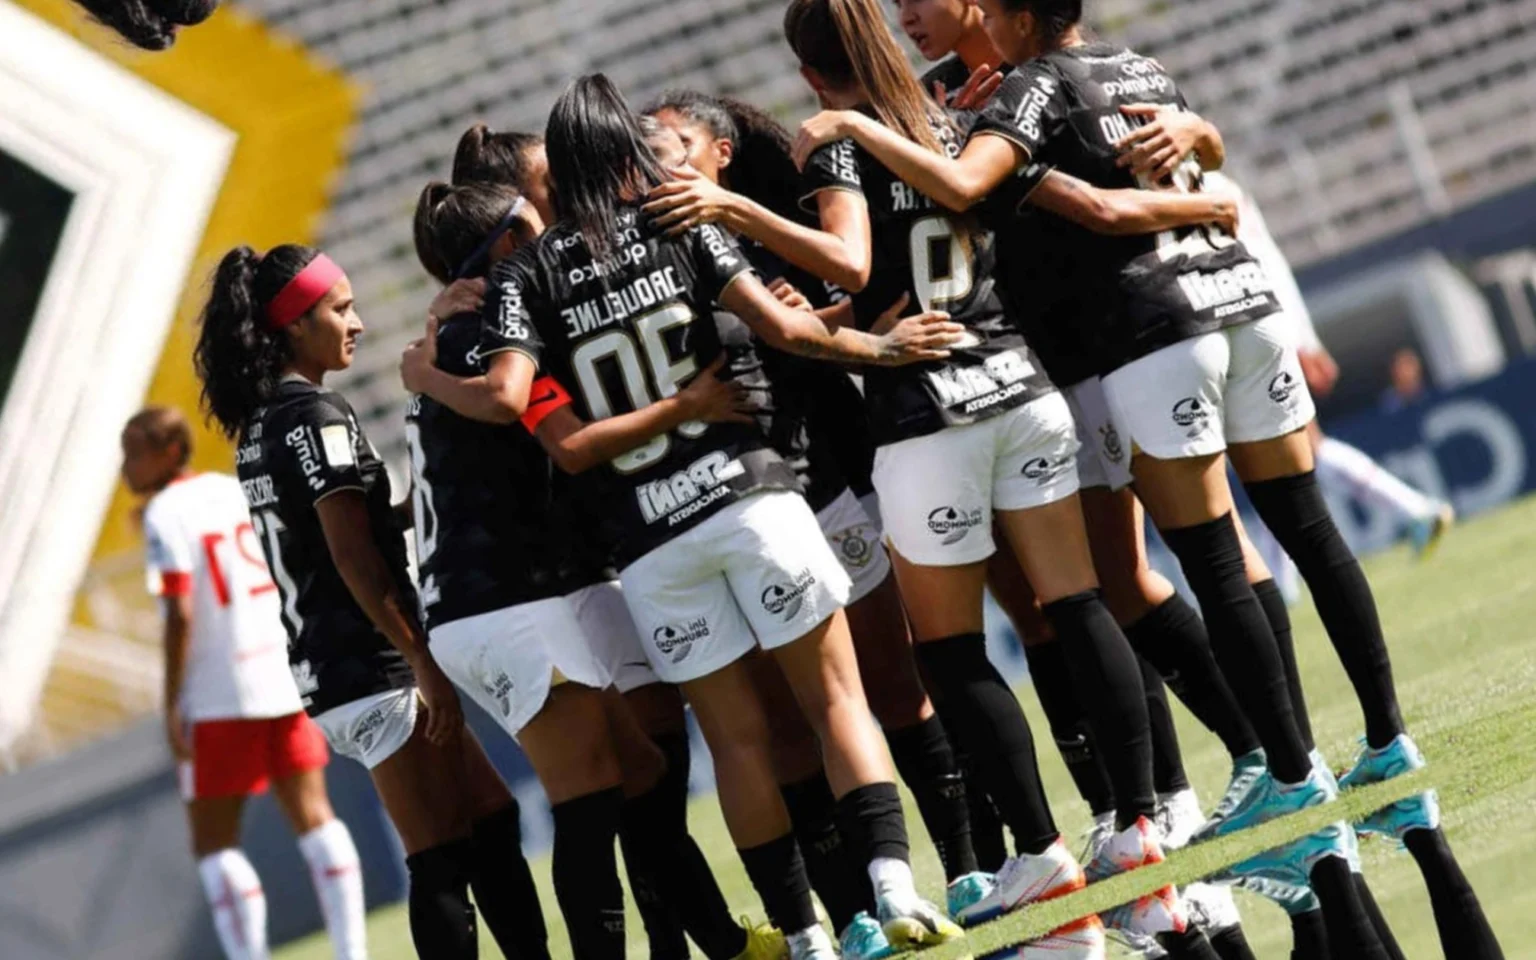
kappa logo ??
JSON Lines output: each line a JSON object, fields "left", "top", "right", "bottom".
{"left": 484, "top": 671, "right": 514, "bottom": 718}
{"left": 927, "top": 506, "right": 984, "bottom": 545}
{"left": 653, "top": 618, "right": 709, "bottom": 664}
{"left": 831, "top": 525, "right": 874, "bottom": 570}
{"left": 1268, "top": 371, "right": 1298, "bottom": 404}
{"left": 762, "top": 569, "right": 817, "bottom": 622}
{"left": 1101, "top": 423, "right": 1126, "bottom": 464}
{"left": 1171, "top": 397, "right": 1212, "bottom": 436}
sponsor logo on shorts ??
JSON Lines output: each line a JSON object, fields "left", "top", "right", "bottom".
{"left": 484, "top": 671, "right": 514, "bottom": 718}
{"left": 1021, "top": 456, "right": 1071, "bottom": 486}
{"left": 355, "top": 708, "right": 387, "bottom": 755}
{"left": 761, "top": 569, "right": 818, "bottom": 622}
{"left": 1268, "top": 371, "right": 1298, "bottom": 405}
{"left": 1101, "top": 424, "right": 1125, "bottom": 464}
{"left": 927, "top": 506, "right": 985, "bottom": 545}
{"left": 653, "top": 618, "right": 709, "bottom": 664}
{"left": 830, "top": 525, "right": 874, "bottom": 570}
{"left": 1171, "top": 397, "right": 1212, "bottom": 438}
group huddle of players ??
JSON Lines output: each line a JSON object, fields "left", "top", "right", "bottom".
{"left": 103, "top": 0, "right": 1505, "bottom": 959}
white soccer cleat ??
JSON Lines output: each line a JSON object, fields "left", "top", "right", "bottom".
{"left": 959, "top": 837, "right": 1087, "bottom": 926}
{"left": 1182, "top": 881, "right": 1243, "bottom": 934}
{"left": 786, "top": 924, "right": 837, "bottom": 960}
{"left": 1154, "top": 789, "right": 1206, "bottom": 851}
{"left": 980, "top": 916, "right": 1107, "bottom": 960}
{"left": 1086, "top": 817, "right": 1186, "bottom": 939}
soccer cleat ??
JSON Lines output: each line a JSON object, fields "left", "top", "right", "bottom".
{"left": 1409, "top": 502, "right": 1455, "bottom": 559}
{"left": 946, "top": 871, "right": 997, "bottom": 927}
{"left": 1339, "top": 734, "right": 1426, "bottom": 791}
{"left": 1221, "top": 820, "right": 1356, "bottom": 888}
{"left": 1197, "top": 750, "right": 1267, "bottom": 839}
{"left": 1235, "top": 875, "right": 1321, "bottom": 917}
{"left": 1086, "top": 818, "right": 1186, "bottom": 938}
{"left": 1182, "top": 881, "right": 1242, "bottom": 934}
{"left": 1360, "top": 788, "right": 1441, "bottom": 845}
{"left": 1154, "top": 788, "right": 1206, "bottom": 850}
{"left": 839, "top": 912, "right": 895, "bottom": 960}
{"left": 1310, "top": 748, "right": 1340, "bottom": 795}
{"left": 1079, "top": 812, "right": 1117, "bottom": 865}
{"left": 733, "top": 920, "right": 789, "bottom": 960}
{"left": 978, "top": 916, "right": 1107, "bottom": 960}
{"left": 786, "top": 924, "right": 837, "bottom": 960}
{"left": 1193, "top": 766, "right": 1333, "bottom": 843}
{"left": 876, "top": 891, "right": 964, "bottom": 950}
{"left": 959, "top": 838, "right": 1087, "bottom": 926}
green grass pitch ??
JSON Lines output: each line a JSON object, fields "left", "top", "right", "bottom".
{"left": 279, "top": 494, "right": 1536, "bottom": 959}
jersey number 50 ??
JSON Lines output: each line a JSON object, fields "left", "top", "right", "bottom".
{"left": 569, "top": 303, "right": 707, "bottom": 474}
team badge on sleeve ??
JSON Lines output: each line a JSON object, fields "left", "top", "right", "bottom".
{"left": 320, "top": 424, "right": 356, "bottom": 468}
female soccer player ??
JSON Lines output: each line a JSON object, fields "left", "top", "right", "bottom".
{"left": 410, "top": 176, "right": 787, "bottom": 960}
{"left": 123, "top": 406, "right": 368, "bottom": 960}
{"left": 786, "top": 2, "right": 1403, "bottom": 957}
{"left": 644, "top": 93, "right": 994, "bottom": 934}
{"left": 193, "top": 244, "right": 545, "bottom": 960}
{"left": 412, "top": 74, "right": 965, "bottom": 960}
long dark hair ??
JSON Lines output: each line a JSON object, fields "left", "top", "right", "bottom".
{"left": 545, "top": 74, "right": 670, "bottom": 257}
{"left": 784, "top": 0, "right": 948, "bottom": 160}
{"left": 647, "top": 91, "right": 806, "bottom": 224}
{"left": 71, "top": 0, "right": 217, "bottom": 50}
{"left": 999, "top": 0, "right": 1082, "bottom": 44}
{"left": 193, "top": 244, "right": 319, "bottom": 438}
{"left": 413, "top": 181, "right": 533, "bottom": 284}
{"left": 451, "top": 124, "right": 544, "bottom": 189}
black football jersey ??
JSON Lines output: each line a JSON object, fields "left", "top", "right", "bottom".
{"left": 478, "top": 208, "right": 799, "bottom": 567}
{"left": 922, "top": 56, "right": 975, "bottom": 101}
{"left": 732, "top": 237, "right": 866, "bottom": 511}
{"left": 404, "top": 311, "right": 568, "bottom": 631}
{"left": 801, "top": 110, "right": 1055, "bottom": 447}
{"left": 972, "top": 42, "right": 1280, "bottom": 372}
{"left": 235, "top": 378, "right": 413, "bottom": 715}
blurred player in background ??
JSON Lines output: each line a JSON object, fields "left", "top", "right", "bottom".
{"left": 69, "top": 0, "right": 217, "bottom": 49}
{"left": 121, "top": 406, "right": 368, "bottom": 960}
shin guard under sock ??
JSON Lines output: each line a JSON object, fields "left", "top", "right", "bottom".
{"left": 1246, "top": 472, "right": 1405, "bottom": 748}
{"left": 404, "top": 841, "right": 477, "bottom": 960}
{"left": 1159, "top": 514, "right": 1311, "bottom": 782}
{"left": 1252, "top": 577, "right": 1316, "bottom": 752}
{"left": 469, "top": 803, "right": 551, "bottom": 960}
{"left": 1023, "top": 640, "right": 1115, "bottom": 818}
{"left": 1142, "top": 661, "right": 1191, "bottom": 796}
{"left": 739, "top": 833, "right": 819, "bottom": 935}
{"left": 917, "top": 634, "right": 1059, "bottom": 855}
{"left": 1126, "top": 594, "right": 1261, "bottom": 761}
{"left": 885, "top": 715, "right": 979, "bottom": 880}
{"left": 551, "top": 788, "right": 626, "bottom": 960}
{"left": 1043, "top": 592, "right": 1157, "bottom": 828}
{"left": 781, "top": 771, "right": 873, "bottom": 933}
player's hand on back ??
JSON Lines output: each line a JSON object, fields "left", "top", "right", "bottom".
{"left": 1115, "top": 104, "right": 1207, "bottom": 182}
{"left": 938, "top": 64, "right": 1005, "bottom": 112}
{"left": 792, "top": 111, "right": 860, "bottom": 169}
{"left": 678, "top": 356, "right": 756, "bottom": 424}
{"left": 870, "top": 293, "right": 965, "bottom": 365}
{"left": 768, "top": 278, "right": 813, "bottom": 313}
{"left": 400, "top": 316, "right": 441, "bottom": 394}
{"left": 643, "top": 166, "right": 738, "bottom": 236}
{"left": 428, "top": 277, "right": 486, "bottom": 323}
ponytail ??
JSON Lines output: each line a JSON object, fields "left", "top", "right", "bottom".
{"left": 785, "top": 0, "right": 948, "bottom": 160}
{"left": 413, "top": 180, "right": 533, "bottom": 285}
{"left": 452, "top": 124, "right": 544, "bottom": 190}
{"left": 193, "top": 244, "right": 319, "bottom": 438}
{"left": 71, "top": 0, "right": 217, "bottom": 50}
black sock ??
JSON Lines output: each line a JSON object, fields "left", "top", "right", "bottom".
{"left": 551, "top": 788, "right": 626, "bottom": 960}
{"left": 886, "top": 715, "right": 978, "bottom": 880}
{"left": 1404, "top": 827, "right": 1506, "bottom": 959}
{"left": 1246, "top": 472, "right": 1406, "bottom": 748}
{"left": 738, "top": 833, "right": 819, "bottom": 935}
{"left": 1142, "top": 661, "right": 1190, "bottom": 795}
{"left": 1354, "top": 873, "right": 1408, "bottom": 960}
{"left": 1126, "top": 594, "right": 1262, "bottom": 761}
{"left": 1159, "top": 514, "right": 1312, "bottom": 783}
{"left": 1209, "top": 925, "right": 1259, "bottom": 960}
{"left": 468, "top": 803, "right": 551, "bottom": 960}
{"left": 917, "top": 634, "right": 1059, "bottom": 855}
{"left": 1289, "top": 909, "right": 1331, "bottom": 960}
{"left": 1043, "top": 591, "right": 1157, "bottom": 829}
{"left": 1309, "top": 855, "right": 1389, "bottom": 960}
{"left": 782, "top": 771, "right": 874, "bottom": 933}
{"left": 1156, "top": 927, "right": 1221, "bottom": 959}
{"left": 1252, "top": 578, "right": 1316, "bottom": 752}
{"left": 620, "top": 744, "right": 745, "bottom": 960}
{"left": 835, "top": 781, "right": 910, "bottom": 868}
{"left": 924, "top": 673, "right": 1010, "bottom": 870}
{"left": 404, "top": 840, "right": 477, "bottom": 960}
{"left": 1023, "top": 640, "right": 1116, "bottom": 818}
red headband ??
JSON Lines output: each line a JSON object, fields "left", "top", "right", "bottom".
{"left": 266, "top": 254, "right": 345, "bottom": 329}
